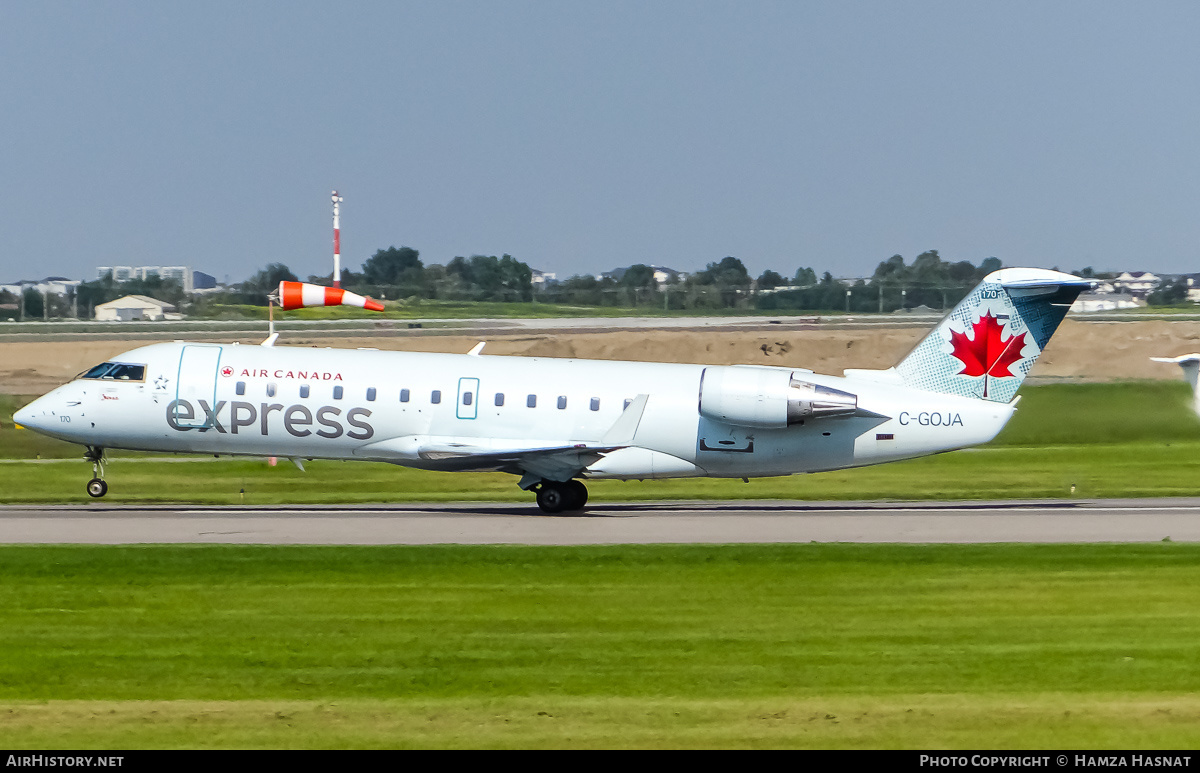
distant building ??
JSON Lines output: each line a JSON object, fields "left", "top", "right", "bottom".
{"left": 94, "top": 295, "right": 178, "bottom": 322}
{"left": 1070, "top": 293, "right": 1143, "bottom": 312}
{"left": 1112, "top": 271, "right": 1162, "bottom": 298}
{"left": 192, "top": 270, "right": 217, "bottom": 290}
{"left": 97, "top": 265, "right": 195, "bottom": 293}
{"left": 0, "top": 277, "right": 82, "bottom": 296}
{"left": 530, "top": 269, "right": 557, "bottom": 287}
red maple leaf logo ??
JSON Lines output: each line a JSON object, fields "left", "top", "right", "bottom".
{"left": 220, "top": 366, "right": 234, "bottom": 377}
{"left": 948, "top": 312, "right": 1028, "bottom": 396}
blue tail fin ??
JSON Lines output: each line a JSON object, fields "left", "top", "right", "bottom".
{"left": 894, "top": 268, "right": 1087, "bottom": 403}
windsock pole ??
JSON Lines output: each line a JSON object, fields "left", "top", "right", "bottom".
{"left": 332, "top": 190, "right": 343, "bottom": 288}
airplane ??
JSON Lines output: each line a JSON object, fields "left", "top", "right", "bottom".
{"left": 13, "top": 268, "right": 1087, "bottom": 513}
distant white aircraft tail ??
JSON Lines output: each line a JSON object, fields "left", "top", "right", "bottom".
{"left": 1151, "top": 354, "right": 1200, "bottom": 415}
{"left": 893, "top": 268, "right": 1088, "bottom": 403}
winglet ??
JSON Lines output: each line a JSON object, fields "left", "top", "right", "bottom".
{"left": 601, "top": 394, "right": 649, "bottom": 445}
{"left": 468, "top": 342, "right": 486, "bottom": 356}
{"left": 260, "top": 333, "right": 279, "bottom": 347}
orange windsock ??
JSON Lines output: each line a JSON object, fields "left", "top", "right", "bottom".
{"left": 278, "top": 281, "right": 385, "bottom": 312}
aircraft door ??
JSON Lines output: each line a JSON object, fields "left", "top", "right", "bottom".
{"left": 174, "top": 345, "right": 222, "bottom": 429}
{"left": 456, "top": 377, "right": 480, "bottom": 420}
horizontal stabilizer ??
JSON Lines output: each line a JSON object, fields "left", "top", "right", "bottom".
{"left": 1152, "top": 355, "right": 1200, "bottom": 414}
{"left": 1151, "top": 354, "right": 1200, "bottom": 364}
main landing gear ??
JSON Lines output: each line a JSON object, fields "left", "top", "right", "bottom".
{"left": 533, "top": 479, "right": 588, "bottom": 514}
{"left": 84, "top": 446, "right": 108, "bottom": 498}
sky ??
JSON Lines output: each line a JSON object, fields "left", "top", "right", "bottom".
{"left": 2, "top": 1, "right": 1198, "bottom": 285}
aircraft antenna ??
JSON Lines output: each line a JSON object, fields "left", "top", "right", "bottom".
{"left": 331, "top": 190, "right": 343, "bottom": 288}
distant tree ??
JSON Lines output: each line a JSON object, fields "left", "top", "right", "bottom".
{"left": 444, "top": 254, "right": 533, "bottom": 301}
{"left": 243, "top": 263, "right": 299, "bottom": 299}
{"left": 691, "top": 257, "right": 750, "bottom": 307}
{"left": 947, "top": 260, "right": 977, "bottom": 283}
{"left": 756, "top": 270, "right": 786, "bottom": 290}
{"left": 553, "top": 274, "right": 610, "bottom": 306}
{"left": 621, "top": 264, "right": 658, "bottom": 290}
{"left": 1148, "top": 279, "right": 1189, "bottom": 306}
{"left": 617, "top": 264, "right": 660, "bottom": 305}
{"left": 497, "top": 255, "right": 534, "bottom": 302}
{"left": 21, "top": 287, "right": 43, "bottom": 318}
{"left": 978, "top": 257, "right": 1002, "bottom": 277}
{"left": 874, "top": 254, "right": 907, "bottom": 281}
{"left": 713, "top": 257, "right": 751, "bottom": 288}
{"left": 793, "top": 267, "right": 817, "bottom": 286}
{"left": 362, "top": 246, "right": 424, "bottom": 288}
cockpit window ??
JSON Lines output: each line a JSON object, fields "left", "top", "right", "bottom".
{"left": 79, "top": 362, "right": 146, "bottom": 382}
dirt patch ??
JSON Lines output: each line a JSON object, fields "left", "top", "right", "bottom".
{"left": 2, "top": 318, "right": 1197, "bottom": 396}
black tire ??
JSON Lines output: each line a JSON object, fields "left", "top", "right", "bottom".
{"left": 86, "top": 478, "right": 108, "bottom": 498}
{"left": 536, "top": 483, "right": 567, "bottom": 514}
{"left": 565, "top": 480, "right": 588, "bottom": 511}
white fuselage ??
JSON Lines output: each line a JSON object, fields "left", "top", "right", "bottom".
{"left": 19, "top": 341, "right": 1015, "bottom": 480}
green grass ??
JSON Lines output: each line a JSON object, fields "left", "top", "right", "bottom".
{"left": 2, "top": 543, "right": 1200, "bottom": 748}
{"left": 991, "top": 380, "right": 1200, "bottom": 446}
{"left": 2, "top": 441, "right": 1200, "bottom": 504}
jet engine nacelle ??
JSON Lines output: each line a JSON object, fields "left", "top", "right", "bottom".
{"left": 698, "top": 366, "right": 858, "bottom": 429}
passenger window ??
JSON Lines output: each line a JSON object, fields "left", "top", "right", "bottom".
{"left": 236, "top": 381, "right": 245, "bottom": 396}
{"left": 333, "top": 386, "right": 343, "bottom": 400}
{"left": 557, "top": 396, "right": 567, "bottom": 410}
{"left": 462, "top": 391, "right": 473, "bottom": 406}
{"left": 527, "top": 394, "right": 537, "bottom": 408}
{"left": 367, "top": 387, "right": 376, "bottom": 402}
{"left": 300, "top": 385, "right": 310, "bottom": 399}
{"left": 431, "top": 390, "right": 442, "bottom": 404}
{"left": 495, "top": 393, "right": 504, "bottom": 407}
{"left": 400, "top": 388, "right": 410, "bottom": 403}
{"left": 266, "top": 383, "right": 276, "bottom": 398}
{"left": 590, "top": 397, "right": 600, "bottom": 411}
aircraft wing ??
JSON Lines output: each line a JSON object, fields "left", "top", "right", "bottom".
{"left": 354, "top": 394, "right": 651, "bottom": 481}
{"left": 355, "top": 436, "right": 627, "bottom": 479}
{"left": 419, "top": 440, "right": 624, "bottom": 479}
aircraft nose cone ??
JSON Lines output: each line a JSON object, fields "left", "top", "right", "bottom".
{"left": 13, "top": 399, "right": 46, "bottom": 430}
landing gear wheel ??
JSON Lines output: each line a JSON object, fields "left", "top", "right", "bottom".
{"left": 534, "top": 480, "right": 589, "bottom": 514}
{"left": 536, "top": 483, "right": 568, "bottom": 514}
{"left": 565, "top": 480, "right": 588, "bottom": 511}
{"left": 84, "top": 447, "right": 108, "bottom": 499}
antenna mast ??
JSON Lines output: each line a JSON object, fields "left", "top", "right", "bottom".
{"left": 331, "top": 190, "right": 343, "bottom": 288}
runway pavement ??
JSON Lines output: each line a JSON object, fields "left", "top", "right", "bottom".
{"left": 1, "top": 498, "right": 1199, "bottom": 544}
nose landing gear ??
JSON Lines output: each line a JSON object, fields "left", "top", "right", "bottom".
{"left": 84, "top": 446, "right": 107, "bottom": 498}
{"left": 533, "top": 479, "right": 588, "bottom": 514}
